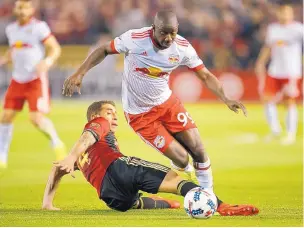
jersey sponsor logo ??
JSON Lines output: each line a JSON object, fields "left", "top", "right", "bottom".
{"left": 12, "top": 41, "right": 32, "bottom": 49}
{"left": 90, "top": 122, "right": 101, "bottom": 129}
{"left": 276, "top": 40, "right": 287, "bottom": 46}
{"left": 135, "top": 66, "right": 169, "bottom": 78}
{"left": 168, "top": 54, "right": 179, "bottom": 64}
{"left": 140, "top": 51, "right": 148, "bottom": 56}
{"left": 154, "top": 135, "right": 165, "bottom": 149}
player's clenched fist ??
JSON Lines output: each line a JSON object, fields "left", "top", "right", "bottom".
{"left": 62, "top": 73, "right": 83, "bottom": 97}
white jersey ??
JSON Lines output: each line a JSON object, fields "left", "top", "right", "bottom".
{"left": 111, "top": 27, "right": 204, "bottom": 114}
{"left": 5, "top": 18, "right": 52, "bottom": 83}
{"left": 265, "top": 22, "right": 303, "bottom": 79}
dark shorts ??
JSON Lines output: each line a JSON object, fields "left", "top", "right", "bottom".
{"left": 100, "top": 156, "right": 170, "bottom": 212}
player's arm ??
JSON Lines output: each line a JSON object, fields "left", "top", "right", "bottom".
{"left": 53, "top": 131, "right": 97, "bottom": 175}
{"left": 74, "top": 42, "right": 116, "bottom": 77}
{"left": 36, "top": 36, "right": 61, "bottom": 74}
{"left": 62, "top": 30, "right": 131, "bottom": 96}
{"left": 62, "top": 42, "right": 117, "bottom": 96}
{"left": 42, "top": 165, "right": 68, "bottom": 210}
{"left": 194, "top": 67, "right": 247, "bottom": 116}
{"left": 0, "top": 49, "right": 12, "bottom": 66}
{"left": 42, "top": 131, "right": 96, "bottom": 210}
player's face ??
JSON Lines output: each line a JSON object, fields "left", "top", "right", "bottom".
{"left": 277, "top": 5, "right": 294, "bottom": 24}
{"left": 100, "top": 104, "right": 118, "bottom": 132}
{"left": 14, "top": 1, "right": 34, "bottom": 22}
{"left": 153, "top": 26, "right": 178, "bottom": 49}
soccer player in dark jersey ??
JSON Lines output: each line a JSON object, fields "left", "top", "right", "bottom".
{"left": 42, "top": 101, "right": 259, "bottom": 215}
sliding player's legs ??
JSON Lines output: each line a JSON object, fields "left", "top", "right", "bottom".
{"left": 158, "top": 169, "right": 259, "bottom": 216}
{"left": 99, "top": 156, "right": 180, "bottom": 212}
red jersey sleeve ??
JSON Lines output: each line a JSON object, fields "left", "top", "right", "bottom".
{"left": 83, "top": 117, "right": 110, "bottom": 142}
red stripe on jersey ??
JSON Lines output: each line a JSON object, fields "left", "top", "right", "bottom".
{"left": 41, "top": 33, "right": 53, "bottom": 43}
{"left": 176, "top": 38, "right": 188, "bottom": 43}
{"left": 131, "top": 31, "right": 151, "bottom": 38}
{"left": 189, "top": 64, "right": 205, "bottom": 72}
{"left": 131, "top": 30, "right": 150, "bottom": 36}
{"left": 110, "top": 40, "right": 119, "bottom": 54}
{"left": 175, "top": 39, "right": 189, "bottom": 47}
{"left": 132, "top": 34, "right": 150, "bottom": 39}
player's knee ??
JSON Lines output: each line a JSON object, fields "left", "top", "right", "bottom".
{"left": 0, "top": 111, "right": 15, "bottom": 124}
{"left": 29, "top": 115, "right": 41, "bottom": 127}
{"left": 285, "top": 98, "right": 296, "bottom": 107}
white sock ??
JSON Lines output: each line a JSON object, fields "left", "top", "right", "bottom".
{"left": 193, "top": 159, "right": 213, "bottom": 190}
{"left": 0, "top": 124, "right": 13, "bottom": 163}
{"left": 286, "top": 104, "right": 298, "bottom": 137}
{"left": 265, "top": 103, "right": 281, "bottom": 135}
{"left": 170, "top": 160, "right": 193, "bottom": 172}
{"left": 37, "top": 117, "right": 62, "bottom": 147}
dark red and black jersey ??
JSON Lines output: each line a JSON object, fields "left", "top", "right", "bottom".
{"left": 76, "top": 117, "right": 123, "bottom": 196}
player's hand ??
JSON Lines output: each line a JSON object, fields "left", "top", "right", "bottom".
{"left": 225, "top": 100, "right": 247, "bottom": 117}
{"left": 42, "top": 204, "right": 61, "bottom": 211}
{"left": 62, "top": 73, "right": 83, "bottom": 97}
{"left": 53, "top": 155, "right": 76, "bottom": 178}
{"left": 36, "top": 60, "right": 50, "bottom": 75}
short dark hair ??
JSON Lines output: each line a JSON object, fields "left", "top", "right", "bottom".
{"left": 86, "top": 100, "right": 116, "bottom": 121}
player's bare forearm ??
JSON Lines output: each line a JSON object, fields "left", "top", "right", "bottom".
{"left": 75, "top": 42, "right": 116, "bottom": 77}
{"left": 43, "top": 36, "right": 61, "bottom": 67}
{"left": 68, "top": 131, "right": 96, "bottom": 160}
{"left": 42, "top": 166, "right": 67, "bottom": 209}
{"left": 195, "top": 68, "right": 229, "bottom": 103}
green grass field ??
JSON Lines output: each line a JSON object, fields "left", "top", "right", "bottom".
{"left": 0, "top": 101, "right": 303, "bottom": 227}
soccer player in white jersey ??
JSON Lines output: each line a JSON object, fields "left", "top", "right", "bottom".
{"left": 0, "top": 0, "right": 66, "bottom": 169}
{"left": 63, "top": 10, "right": 257, "bottom": 215}
{"left": 255, "top": 3, "right": 303, "bottom": 145}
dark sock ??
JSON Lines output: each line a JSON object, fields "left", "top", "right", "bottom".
{"left": 216, "top": 196, "right": 223, "bottom": 207}
{"left": 177, "top": 180, "right": 223, "bottom": 207}
{"left": 177, "top": 180, "right": 200, "bottom": 196}
{"left": 136, "top": 197, "right": 170, "bottom": 209}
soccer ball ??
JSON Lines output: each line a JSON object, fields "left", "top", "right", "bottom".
{"left": 184, "top": 187, "right": 218, "bottom": 219}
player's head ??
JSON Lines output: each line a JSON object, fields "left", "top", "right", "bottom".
{"left": 87, "top": 101, "right": 118, "bottom": 132}
{"left": 276, "top": 3, "right": 294, "bottom": 24}
{"left": 14, "top": 0, "right": 34, "bottom": 22}
{"left": 152, "top": 10, "right": 179, "bottom": 49}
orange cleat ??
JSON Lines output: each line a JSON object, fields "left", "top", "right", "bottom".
{"left": 150, "top": 195, "right": 180, "bottom": 209}
{"left": 217, "top": 203, "right": 259, "bottom": 216}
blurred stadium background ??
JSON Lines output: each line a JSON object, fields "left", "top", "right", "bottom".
{"left": 0, "top": 0, "right": 303, "bottom": 226}
{"left": 0, "top": 0, "right": 303, "bottom": 101}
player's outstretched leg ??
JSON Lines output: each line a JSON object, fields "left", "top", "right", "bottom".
{"left": 0, "top": 109, "right": 17, "bottom": 169}
{"left": 158, "top": 170, "right": 259, "bottom": 216}
{"left": 133, "top": 195, "right": 180, "bottom": 209}
{"left": 281, "top": 99, "right": 297, "bottom": 145}
{"left": 29, "top": 112, "right": 66, "bottom": 160}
